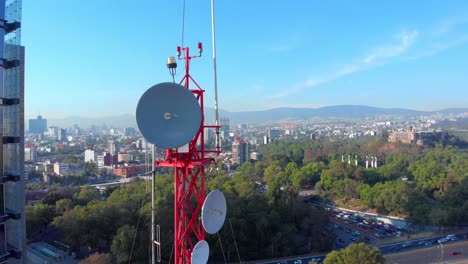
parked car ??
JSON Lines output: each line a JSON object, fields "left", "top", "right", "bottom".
{"left": 450, "top": 251, "right": 461, "bottom": 255}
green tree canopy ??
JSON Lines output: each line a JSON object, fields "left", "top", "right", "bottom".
{"left": 111, "top": 225, "right": 136, "bottom": 264}
{"left": 55, "top": 198, "right": 75, "bottom": 215}
{"left": 74, "top": 185, "right": 101, "bottom": 205}
{"left": 323, "top": 243, "right": 385, "bottom": 264}
{"left": 42, "top": 191, "right": 66, "bottom": 205}
{"left": 26, "top": 204, "right": 56, "bottom": 238}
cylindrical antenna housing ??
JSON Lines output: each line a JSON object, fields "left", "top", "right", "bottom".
{"left": 198, "top": 42, "right": 203, "bottom": 55}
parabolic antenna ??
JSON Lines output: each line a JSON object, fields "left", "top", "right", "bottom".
{"left": 136, "top": 82, "right": 202, "bottom": 149}
{"left": 201, "top": 190, "right": 227, "bottom": 234}
{"left": 191, "top": 240, "right": 209, "bottom": 264}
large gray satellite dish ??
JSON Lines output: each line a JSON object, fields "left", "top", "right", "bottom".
{"left": 191, "top": 240, "right": 209, "bottom": 264}
{"left": 136, "top": 82, "right": 202, "bottom": 149}
{"left": 201, "top": 190, "right": 227, "bottom": 234}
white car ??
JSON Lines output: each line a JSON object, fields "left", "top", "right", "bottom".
{"left": 437, "top": 238, "right": 448, "bottom": 243}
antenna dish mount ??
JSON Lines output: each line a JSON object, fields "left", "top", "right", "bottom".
{"left": 136, "top": 82, "right": 202, "bottom": 149}
{"left": 191, "top": 240, "right": 209, "bottom": 264}
{"left": 201, "top": 190, "right": 227, "bottom": 234}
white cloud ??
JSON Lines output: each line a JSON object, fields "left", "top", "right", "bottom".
{"left": 432, "top": 16, "right": 468, "bottom": 36}
{"left": 409, "top": 34, "right": 468, "bottom": 60}
{"left": 363, "top": 30, "right": 418, "bottom": 64}
{"left": 408, "top": 15, "right": 468, "bottom": 60}
{"left": 269, "top": 29, "right": 419, "bottom": 99}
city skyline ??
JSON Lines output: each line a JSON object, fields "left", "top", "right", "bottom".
{"left": 23, "top": 1, "right": 468, "bottom": 119}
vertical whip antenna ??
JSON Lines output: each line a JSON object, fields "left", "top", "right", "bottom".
{"left": 211, "top": 0, "right": 221, "bottom": 152}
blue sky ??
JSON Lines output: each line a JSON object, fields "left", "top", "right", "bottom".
{"left": 22, "top": 0, "right": 468, "bottom": 119}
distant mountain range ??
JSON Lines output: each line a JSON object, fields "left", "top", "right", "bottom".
{"left": 45, "top": 105, "right": 468, "bottom": 129}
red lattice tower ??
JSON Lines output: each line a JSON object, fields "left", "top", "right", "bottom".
{"left": 156, "top": 44, "right": 220, "bottom": 264}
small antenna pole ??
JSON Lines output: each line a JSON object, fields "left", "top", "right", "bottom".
{"left": 151, "top": 144, "right": 156, "bottom": 264}
{"left": 211, "top": 0, "right": 221, "bottom": 152}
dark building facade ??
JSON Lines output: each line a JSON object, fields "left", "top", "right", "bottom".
{"left": 28, "top": 115, "right": 47, "bottom": 134}
{"left": 1, "top": 0, "right": 25, "bottom": 262}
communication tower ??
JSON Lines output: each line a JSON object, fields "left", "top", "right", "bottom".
{"left": 136, "top": 43, "right": 226, "bottom": 264}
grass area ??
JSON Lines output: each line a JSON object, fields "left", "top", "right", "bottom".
{"left": 334, "top": 198, "right": 377, "bottom": 214}
{"left": 333, "top": 198, "right": 409, "bottom": 218}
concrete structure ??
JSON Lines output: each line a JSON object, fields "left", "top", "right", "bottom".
{"left": 220, "top": 117, "right": 230, "bottom": 139}
{"left": 96, "top": 155, "right": 104, "bottom": 168}
{"left": 135, "top": 138, "right": 148, "bottom": 150}
{"left": 24, "top": 147, "right": 38, "bottom": 162}
{"left": 0, "top": 0, "right": 25, "bottom": 261}
{"left": 389, "top": 127, "right": 445, "bottom": 146}
{"left": 114, "top": 164, "right": 144, "bottom": 178}
{"left": 53, "top": 163, "right": 70, "bottom": 176}
{"left": 28, "top": 116, "right": 47, "bottom": 134}
{"left": 105, "top": 153, "right": 116, "bottom": 166}
{"left": 108, "top": 139, "right": 120, "bottom": 155}
{"left": 232, "top": 137, "right": 249, "bottom": 165}
{"left": 268, "top": 129, "right": 283, "bottom": 138}
{"left": 97, "top": 153, "right": 116, "bottom": 168}
{"left": 204, "top": 128, "right": 214, "bottom": 144}
{"left": 117, "top": 152, "right": 131, "bottom": 163}
{"left": 123, "top": 127, "right": 136, "bottom": 136}
{"left": 84, "top": 147, "right": 95, "bottom": 163}
{"left": 47, "top": 126, "right": 58, "bottom": 138}
{"left": 388, "top": 127, "right": 416, "bottom": 144}
{"left": 57, "top": 128, "right": 66, "bottom": 142}
{"left": 250, "top": 152, "right": 262, "bottom": 161}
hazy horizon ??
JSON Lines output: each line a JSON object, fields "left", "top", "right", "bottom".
{"left": 25, "top": 104, "right": 468, "bottom": 121}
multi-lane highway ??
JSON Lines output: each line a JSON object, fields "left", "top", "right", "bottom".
{"left": 249, "top": 232, "right": 467, "bottom": 264}
{"left": 385, "top": 240, "right": 468, "bottom": 264}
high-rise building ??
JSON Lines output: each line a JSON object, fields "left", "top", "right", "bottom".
{"left": 84, "top": 147, "right": 96, "bottom": 163}
{"left": 108, "top": 139, "right": 120, "bottom": 155}
{"left": 0, "top": 0, "right": 25, "bottom": 262}
{"left": 123, "top": 127, "right": 136, "bottom": 137}
{"left": 48, "top": 126, "right": 58, "bottom": 138}
{"left": 204, "top": 128, "right": 214, "bottom": 144}
{"left": 53, "top": 162, "right": 70, "bottom": 176}
{"left": 135, "top": 138, "right": 148, "bottom": 150}
{"left": 105, "top": 153, "right": 117, "bottom": 166}
{"left": 232, "top": 137, "right": 249, "bottom": 165}
{"left": 28, "top": 115, "right": 47, "bottom": 134}
{"left": 57, "top": 128, "right": 66, "bottom": 142}
{"left": 220, "top": 118, "right": 230, "bottom": 139}
{"left": 24, "top": 147, "right": 37, "bottom": 162}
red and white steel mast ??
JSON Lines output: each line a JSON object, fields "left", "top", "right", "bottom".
{"left": 157, "top": 43, "right": 220, "bottom": 264}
